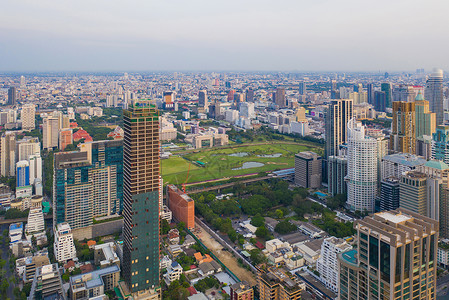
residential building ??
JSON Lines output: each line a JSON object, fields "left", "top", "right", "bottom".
{"left": 167, "top": 185, "right": 195, "bottom": 230}
{"left": 438, "top": 240, "right": 449, "bottom": 268}
{"left": 163, "top": 262, "right": 183, "bottom": 285}
{"left": 390, "top": 101, "right": 415, "bottom": 154}
{"left": 9, "top": 222, "right": 23, "bottom": 246}
{"left": 25, "top": 203, "right": 45, "bottom": 240}
{"left": 338, "top": 209, "right": 438, "bottom": 300}
{"left": 316, "top": 237, "right": 352, "bottom": 293}
{"left": 327, "top": 155, "right": 347, "bottom": 196}
{"left": 121, "top": 100, "right": 161, "bottom": 298}
{"left": 379, "top": 177, "right": 400, "bottom": 211}
{"left": 8, "top": 87, "right": 17, "bottom": 105}
{"left": 43, "top": 116, "right": 60, "bottom": 150}
{"left": 28, "top": 154, "right": 42, "bottom": 185}
{"left": 415, "top": 92, "right": 436, "bottom": 139}
{"left": 16, "top": 250, "right": 50, "bottom": 283}
{"left": 432, "top": 125, "right": 449, "bottom": 164}
{"left": 28, "top": 264, "right": 66, "bottom": 300}
{"left": 54, "top": 222, "right": 77, "bottom": 263}
{"left": 258, "top": 266, "right": 301, "bottom": 300}
{"left": 69, "top": 265, "right": 120, "bottom": 300}
{"left": 1, "top": 132, "right": 16, "bottom": 177}
{"left": 17, "top": 137, "right": 40, "bottom": 161}
{"left": 240, "top": 102, "right": 255, "bottom": 119}
{"left": 59, "top": 128, "right": 73, "bottom": 151}
{"left": 94, "top": 242, "right": 120, "bottom": 268}
{"left": 16, "top": 160, "right": 30, "bottom": 187}
{"left": 274, "top": 87, "right": 286, "bottom": 108}
{"left": 294, "top": 151, "right": 321, "bottom": 189}
{"left": 425, "top": 69, "right": 444, "bottom": 125}
{"left": 399, "top": 171, "right": 427, "bottom": 216}
{"left": 381, "top": 153, "right": 426, "bottom": 181}
{"left": 198, "top": 90, "right": 208, "bottom": 110}
{"left": 346, "top": 119, "right": 377, "bottom": 213}
{"left": 21, "top": 104, "right": 36, "bottom": 130}
{"left": 230, "top": 281, "right": 254, "bottom": 300}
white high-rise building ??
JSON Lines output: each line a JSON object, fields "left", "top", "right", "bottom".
{"left": 20, "top": 75, "right": 26, "bottom": 88}
{"left": 21, "top": 104, "right": 36, "bottom": 130}
{"left": 54, "top": 223, "right": 77, "bottom": 263}
{"left": 28, "top": 154, "right": 43, "bottom": 184}
{"left": 26, "top": 206, "right": 45, "bottom": 236}
{"left": 316, "top": 237, "right": 352, "bottom": 293}
{"left": 225, "top": 109, "right": 239, "bottom": 123}
{"left": 17, "top": 137, "right": 40, "bottom": 161}
{"left": 346, "top": 118, "right": 378, "bottom": 213}
{"left": 106, "top": 95, "right": 119, "bottom": 108}
{"left": 42, "top": 116, "right": 59, "bottom": 150}
{"left": 239, "top": 102, "right": 255, "bottom": 119}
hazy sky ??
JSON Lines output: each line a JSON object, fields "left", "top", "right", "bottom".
{"left": 1, "top": 0, "right": 449, "bottom": 72}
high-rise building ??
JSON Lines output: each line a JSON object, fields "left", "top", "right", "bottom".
{"left": 258, "top": 266, "right": 301, "bottom": 300}
{"left": 298, "top": 81, "right": 307, "bottom": 95}
{"left": 373, "top": 91, "right": 386, "bottom": 112}
{"left": 415, "top": 92, "right": 436, "bottom": 139}
{"left": 379, "top": 177, "right": 400, "bottom": 211}
{"left": 432, "top": 125, "right": 449, "bottom": 164}
{"left": 346, "top": 119, "right": 377, "bottom": 213}
{"left": 54, "top": 223, "right": 77, "bottom": 263}
{"left": 316, "top": 237, "right": 351, "bottom": 293}
{"left": 381, "top": 82, "right": 392, "bottom": 109}
{"left": 390, "top": 101, "right": 415, "bottom": 154}
{"left": 28, "top": 154, "right": 42, "bottom": 185}
{"left": 246, "top": 88, "right": 255, "bottom": 102}
{"left": 399, "top": 171, "right": 427, "bottom": 216}
{"left": 53, "top": 140, "right": 123, "bottom": 231}
{"left": 425, "top": 69, "right": 444, "bottom": 125}
{"left": 16, "top": 160, "right": 30, "bottom": 188}
{"left": 327, "top": 155, "right": 347, "bottom": 196}
{"left": 20, "top": 75, "right": 26, "bottom": 88}
{"left": 43, "top": 116, "right": 60, "bottom": 150}
{"left": 324, "top": 99, "right": 353, "bottom": 183}
{"left": 295, "top": 151, "right": 322, "bottom": 189}
{"left": 8, "top": 87, "right": 17, "bottom": 106}
{"left": 338, "top": 209, "right": 438, "bottom": 300}
{"left": 0, "top": 132, "right": 16, "bottom": 177}
{"left": 381, "top": 153, "right": 426, "bottom": 180}
{"left": 59, "top": 128, "right": 73, "bottom": 151}
{"left": 167, "top": 185, "right": 195, "bottom": 230}
{"left": 28, "top": 264, "right": 67, "bottom": 300}
{"left": 17, "top": 137, "right": 40, "bottom": 161}
{"left": 198, "top": 90, "right": 208, "bottom": 110}
{"left": 239, "top": 102, "right": 255, "bottom": 119}
{"left": 230, "top": 281, "right": 254, "bottom": 300}
{"left": 122, "top": 100, "right": 161, "bottom": 298}
{"left": 366, "top": 83, "right": 374, "bottom": 104}
{"left": 275, "top": 87, "right": 286, "bottom": 108}
{"left": 21, "top": 104, "right": 36, "bottom": 130}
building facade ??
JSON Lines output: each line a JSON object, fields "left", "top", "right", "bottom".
{"left": 21, "top": 104, "right": 36, "bottom": 130}
{"left": 390, "top": 101, "right": 415, "bottom": 154}
{"left": 54, "top": 223, "right": 76, "bottom": 263}
{"left": 295, "top": 151, "right": 322, "bottom": 189}
{"left": 425, "top": 69, "right": 444, "bottom": 125}
{"left": 167, "top": 185, "right": 195, "bottom": 230}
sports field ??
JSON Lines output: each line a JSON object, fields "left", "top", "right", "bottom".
{"left": 161, "top": 142, "right": 322, "bottom": 185}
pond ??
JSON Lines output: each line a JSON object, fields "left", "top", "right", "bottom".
{"left": 228, "top": 152, "right": 249, "bottom": 157}
{"left": 232, "top": 161, "right": 265, "bottom": 170}
{"left": 257, "top": 153, "right": 282, "bottom": 158}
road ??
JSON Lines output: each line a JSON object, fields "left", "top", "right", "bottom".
{"left": 437, "top": 273, "right": 449, "bottom": 299}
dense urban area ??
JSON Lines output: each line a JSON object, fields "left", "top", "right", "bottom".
{"left": 0, "top": 70, "right": 449, "bottom": 300}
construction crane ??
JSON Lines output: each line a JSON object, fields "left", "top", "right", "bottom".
{"left": 182, "top": 161, "right": 192, "bottom": 193}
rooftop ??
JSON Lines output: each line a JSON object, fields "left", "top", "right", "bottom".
{"left": 70, "top": 265, "right": 120, "bottom": 290}
{"left": 376, "top": 211, "right": 412, "bottom": 224}
{"left": 340, "top": 249, "right": 358, "bottom": 266}
{"left": 424, "top": 160, "right": 449, "bottom": 170}
{"left": 382, "top": 153, "right": 426, "bottom": 167}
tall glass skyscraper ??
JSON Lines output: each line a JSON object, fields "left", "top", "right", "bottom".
{"left": 122, "top": 100, "right": 161, "bottom": 298}
{"left": 425, "top": 69, "right": 444, "bottom": 125}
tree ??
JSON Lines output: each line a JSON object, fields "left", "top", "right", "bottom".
{"left": 251, "top": 214, "right": 265, "bottom": 227}
{"left": 64, "top": 144, "right": 77, "bottom": 151}
{"left": 249, "top": 249, "right": 266, "bottom": 265}
{"left": 255, "top": 226, "right": 269, "bottom": 239}
{"left": 275, "top": 220, "right": 297, "bottom": 234}
{"left": 161, "top": 219, "right": 171, "bottom": 235}
{"left": 275, "top": 209, "right": 284, "bottom": 219}
{"left": 228, "top": 230, "right": 238, "bottom": 243}
{"left": 177, "top": 222, "right": 186, "bottom": 232}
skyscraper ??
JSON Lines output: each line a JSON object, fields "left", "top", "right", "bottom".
{"left": 274, "top": 87, "right": 286, "bottom": 108}
{"left": 246, "top": 88, "right": 255, "bottom": 102}
{"left": 399, "top": 171, "right": 427, "bottom": 216}
{"left": 381, "top": 82, "right": 392, "bottom": 109}
{"left": 298, "top": 81, "right": 307, "bottom": 95}
{"left": 432, "top": 125, "right": 449, "bottom": 163}
{"left": 390, "top": 101, "right": 415, "bottom": 154}
{"left": 425, "top": 69, "right": 444, "bottom": 125}
{"left": 295, "top": 151, "right": 322, "bottom": 188}
{"left": 338, "top": 209, "right": 438, "bottom": 300}
{"left": 366, "top": 83, "right": 373, "bottom": 104}
{"left": 1, "top": 132, "right": 16, "bottom": 177}
{"left": 8, "top": 87, "right": 17, "bottom": 106}
{"left": 21, "top": 104, "right": 36, "bottom": 130}
{"left": 43, "top": 116, "right": 60, "bottom": 150}
{"left": 346, "top": 119, "right": 377, "bottom": 213}
{"left": 327, "top": 155, "right": 347, "bottom": 196}
{"left": 122, "top": 100, "right": 161, "bottom": 298}
{"left": 16, "top": 160, "right": 30, "bottom": 188}
{"left": 373, "top": 91, "right": 386, "bottom": 112}
{"left": 324, "top": 99, "right": 353, "bottom": 183}
{"left": 379, "top": 177, "right": 400, "bottom": 211}
{"left": 414, "top": 92, "right": 436, "bottom": 139}
{"left": 198, "top": 90, "right": 208, "bottom": 110}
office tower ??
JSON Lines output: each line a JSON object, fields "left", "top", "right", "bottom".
{"left": 246, "top": 88, "right": 255, "bottom": 102}
{"left": 28, "top": 264, "right": 66, "bottom": 300}
{"left": 8, "top": 87, "right": 17, "bottom": 105}
{"left": 338, "top": 209, "right": 438, "bottom": 300}
{"left": 379, "top": 177, "right": 400, "bottom": 211}
{"left": 17, "top": 137, "right": 40, "bottom": 161}
{"left": 20, "top": 75, "right": 26, "bottom": 88}
{"left": 239, "top": 102, "right": 255, "bottom": 119}
{"left": 21, "top": 104, "right": 36, "bottom": 130}
{"left": 258, "top": 266, "right": 301, "bottom": 300}
{"left": 399, "top": 171, "right": 427, "bottom": 215}
{"left": 43, "top": 116, "right": 60, "bottom": 150}
{"left": 366, "top": 83, "right": 373, "bottom": 104}
{"left": 167, "top": 185, "right": 195, "bottom": 230}
{"left": 415, "top": 92, "right": 436, "bottom": 139}
{"left": 59, "top": 128, "right": 73, "bottom": 151}
{"left": 16, "top": 160, "right": 30, "bottom": 187}
{"left": 328, "top": 155, "right": 347, "bottom": 196}
{"left": 316, "top": 237, "right": 351, "bottom": 293}
{"left": 324, "top": 99, "right": 353, "bottom": 183}
{"left": 425, "top": 69, "right": 444, "bottom": 125}
{"left": 419, "top": 160, "right": 449, "bottom": 220}
{"left": 54, "top": 223, "right": 76, "bottom": 263}
{"left": 122, "top": 100, "right": 161, "bottom": 298}
{"left": 28, "top": 154, "right": 42, "bottom": 185}
{"left": 381, "top": 153, "right": 426, "bottom": 180}
{"left": 275, "top": 87, "right": 286, "bottom": 108}
{"left": 1, "top": 132, "right": 16, "bottom": 177}
{"left": 390, "top": 101, "right": 415, "bottom": 154}
{"left": 432, "top": 125, "right": 449, "bottom": 164}
{"left": 381, "top": 82, "right": 392, "bottom": 109}
{"left": 299, "top": 81, "right": 307, "bottom": 95}
{"left": 230, "top": 281, "right": 254, "bottom": 300}
{"left": 198, "top": 90, "right": 208, "bottom": 109}
{"left": 373, "top": 91, "right": 386, "bottom": 112}
{"left": 346, "top": 119, "right": 377, "bottom": 213}
{"left": 53, "top": 140, "right": 123, "bottom": 230}
{"left": 295, "top": 151, "right": 322, "bottom": 188}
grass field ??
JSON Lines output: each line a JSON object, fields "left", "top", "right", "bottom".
{"left": 161, "top": 142, "right": 322, "bottom": 185}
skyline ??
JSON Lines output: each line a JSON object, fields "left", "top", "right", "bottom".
{"left": 2, "top": 0, "right": 449, "bottom": 72}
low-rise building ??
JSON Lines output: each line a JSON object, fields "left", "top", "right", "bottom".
{"left": 69, "top": 264, "right": 120, "bottom": 300}
{"left": 230, "top": 281, "right": 254, "bottom": 300}
{"left": 29, "top": 264, "right": 66, "bottom": 300}
{"left": 9, "top": 222, "right": 23, "bottom": 246}
{"left": 438, "top": 239, "right": 449, "bottom": 268}
{"left": 163, "top": 261, "right": 183, "bottom": 285}
{"left": 16, "top": 249, "right": 50, "bottom": 283}
{"left": 258, "top": 266, "right": 302, "bottom": 300}
{"left": 94, "top": 242, "right": 120, "bottom": 268}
